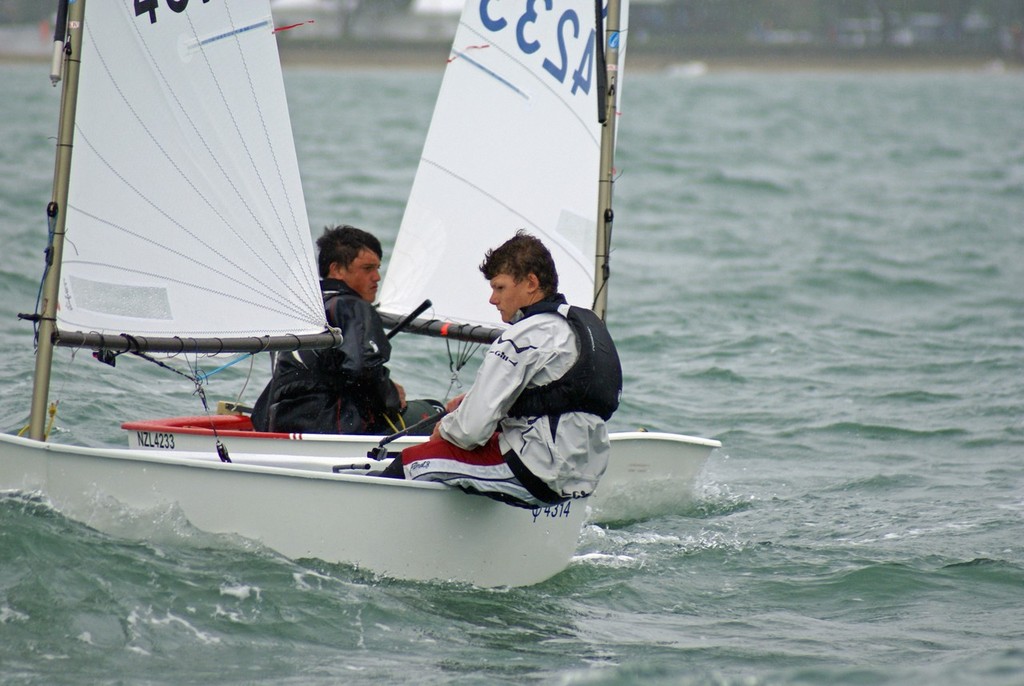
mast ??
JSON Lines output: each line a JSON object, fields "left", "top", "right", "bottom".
{"left": 29, "top": 0, "right": 85, "bottom": 442}
{"left": 593, "top": 0, "right": 623, "bottom": 321}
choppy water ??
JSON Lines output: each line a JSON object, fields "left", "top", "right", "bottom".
{"left": 2, "top": 58, "right": 1023, "bottom": 685}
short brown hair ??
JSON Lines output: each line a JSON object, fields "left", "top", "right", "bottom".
{"left": 479, "top": 230, "right": 558, "bottom": 296}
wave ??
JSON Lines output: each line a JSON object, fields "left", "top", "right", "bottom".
{"left": 781, "top": 422, "right": 970, "bottom": 442}
{"left": 703, "top": 168, "right": 794, "bottom": 195}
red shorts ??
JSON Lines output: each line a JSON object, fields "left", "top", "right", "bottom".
{"left": 401, "top": 432, "right": 505, "bottom": 467}
{"left": 400, "top": 433, "right": 545, "bottom": 508}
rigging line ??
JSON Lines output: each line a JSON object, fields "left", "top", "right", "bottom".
{"left": 57, "top": 259, "right": 324, "bottom": 332}
{"left": 32, "top": 208, "right": 60, "bottom": 349}
{"left": 127, "top": 345, "right": 242, "bottom": 466}
{"left": 23, "top": 346, "right": 80, "bottom": 439}
{"left": 592, "top": 219, "right": 613, "bottom": 312}
{"left": 456, "top": 338, "right": 482, "bottom": 370}
{"left": 591, "top": 271, "right": 610, "bottom": 312}
{"left": 129, "top": 349, "right": 201, "bottom": 385}
{"left": 185, "top": 370, "right": 233, "bottom": 463}
{"left": 194, "top": 353, "right": 255, "bottom": 383}
{"left": 443, "top": 336, "right": 482, "bottom": 401}
{"left": 54, "top": 346, "right": 79, "bottom": 403}
{"left": 235, "top": 352, "right": 257, "bottom": 404}
{"left": 195, "top": 5, "right": 313, "bottom": 298}
{"left": 110, "top": 8, "right": 317, "bottom": 313}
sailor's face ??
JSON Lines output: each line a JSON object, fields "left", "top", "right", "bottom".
{"left": 488, "top": 272, "right": 540, "bottom": 323}
{"left": 333, "top": 248, "right": 381, "bottom": 302}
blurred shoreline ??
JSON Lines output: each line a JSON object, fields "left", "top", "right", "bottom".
{"left": 2, "top": 38, "right": 1019, "bottom": 74}
{"left": 279, "top": 43, "right": 1022, "bottom": 73}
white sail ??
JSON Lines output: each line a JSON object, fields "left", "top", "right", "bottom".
{"left": 380, "top": 0, "right": 629, "bottom": 329}
{"left": 59, "top": 1, "right": 325, "bottom": 341}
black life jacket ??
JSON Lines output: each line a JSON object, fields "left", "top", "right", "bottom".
{"left": 250, "top": 282, "right": 395, "bottom": 433}
{"left": 271, "top": 287, "right": 351, "bottom": 392}
{"left": 507, "top": 296, "right": 622, "bottom": 421}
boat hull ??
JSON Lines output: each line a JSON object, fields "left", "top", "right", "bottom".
{"left": 0, "top": 432, "right": 585, "bottom": 587}
{"left": 121, "top": 416, "right": 721, "bottom": 521}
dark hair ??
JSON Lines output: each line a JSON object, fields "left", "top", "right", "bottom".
{"left": 479, "top": 230, "right": 558, "bottom": 296}
{"left": 316, "top": 225, "right": 382, "bottom": 278}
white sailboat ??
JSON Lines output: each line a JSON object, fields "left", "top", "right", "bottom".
{"left": 1, "top": 0, "right": 718, "bottom": 586}
{"left": 121, "top": 0, "right": 721, "bottom": 512}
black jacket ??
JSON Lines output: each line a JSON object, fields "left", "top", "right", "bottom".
{"left": 250, "top": 279, "right": 400, "bottom": 434}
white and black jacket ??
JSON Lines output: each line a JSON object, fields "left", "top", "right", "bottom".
{"left": 439, "top": 295, "right": 621, "bottom": 502}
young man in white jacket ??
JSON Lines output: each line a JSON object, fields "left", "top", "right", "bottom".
{"left": 380, "top": 231, "right": 622, "bottom": 508}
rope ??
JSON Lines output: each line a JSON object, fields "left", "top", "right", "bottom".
{"left": 444, "top": 337, "right": 482, "bottom": 402}
{"left": 235, "top": 353, "right": 256, "bottom": 405}
{"left": 29, "top": 204, "right": 60, "bottom": 350}
{"left": 125, "top": 350, "right": 233, "bottom": 462}
{"left": 17, "top": 348, "right": 79, "bottom": 439}
{"left": 194, "top": 353, "right": 255, "bottom": 383}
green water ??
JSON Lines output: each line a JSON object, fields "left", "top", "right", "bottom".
{"left": 1, "top": 61, "right": 1023, "bottom": 685}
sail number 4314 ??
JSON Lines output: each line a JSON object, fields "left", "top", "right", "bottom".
{"left": 532, "top": 500, "right": 572, "bottom": 522}
{"left": 479, "top": 0, "right": 608, "bottom": 96}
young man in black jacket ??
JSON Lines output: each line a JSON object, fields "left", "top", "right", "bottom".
{"left": 251, "top": 225, "right": 410, "bottom": 434}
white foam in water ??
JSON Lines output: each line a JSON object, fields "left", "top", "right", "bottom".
{"left": 212, "top": 605, "right": 247, "bottom": 624}
{"left": 0, "top": 604, "right": 29, "bottom": 624}
{"left": 572, "top": 552, "right": 639, "bottom": 568}
{"left": 126, "top": 607, "right": 221, "bottom": 647}
{"left": 219, "top": 583, "right": 260, "bottom": 601}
